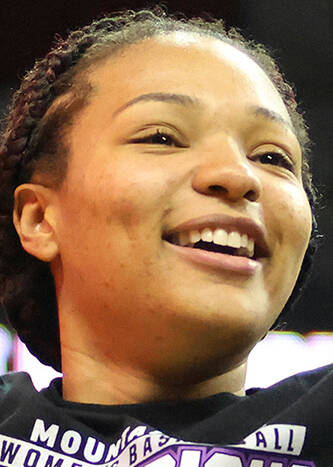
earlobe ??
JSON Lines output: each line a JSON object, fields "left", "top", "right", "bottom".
{"left": 13, "top": 184, "right": 59, "bottom": 262}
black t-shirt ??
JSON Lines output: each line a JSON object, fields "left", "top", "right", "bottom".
{"left": 0, "top": 364, "right": 333, "bottom": 466}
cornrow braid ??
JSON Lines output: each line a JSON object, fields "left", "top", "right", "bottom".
{"left": 0, "top": 38, "right": 96, "bottom": 373}
{"left": 0, "top": 12, "right": 119, "bottom": 371}
{"left": 0, "top": 7, "right": 322, "bottom": 371}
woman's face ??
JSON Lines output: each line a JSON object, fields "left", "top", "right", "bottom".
{"left": 50, "top": 33, "right": 312, "bottom": 380}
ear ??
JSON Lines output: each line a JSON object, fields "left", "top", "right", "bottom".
{"left": 13, "top": 184, "right": 59, "bottom": 262}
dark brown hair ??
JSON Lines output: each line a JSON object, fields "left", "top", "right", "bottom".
{"left": 0, "top": 7, "right": 321, "bottom": 371}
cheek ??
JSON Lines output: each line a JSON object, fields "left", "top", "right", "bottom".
{"left": 75, "top": 165, "right": 177, "bottom": 257}
{"left": 98, "top": 158, "right": 179, "bottom": 227}
{"left": 266, "top": 182, "right": 312, "bottom": 293}
{"left": 277, "top": 185, "right": 312, "bottom": 250}
{"left": 258, "top": 183, "right": 312, "bottom": 319}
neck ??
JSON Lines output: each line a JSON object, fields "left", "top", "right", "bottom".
{"left": 61, "top": 346, "right": 247, "bottom": 405}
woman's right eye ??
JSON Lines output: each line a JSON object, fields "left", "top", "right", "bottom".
{"left": 130, "top": 129, "right": 180, "bottom": 147}
{"left": 252, "top": 151, "right": 296, "bottom": 173}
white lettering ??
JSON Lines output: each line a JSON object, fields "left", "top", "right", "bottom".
{"left": 83, "top": 436, "right": 106, "bottom": 463}
{"left": 179, "top": 449, "right": 201, "bottom": 467}
{"left": 30, "top": 419, "right": 59, "bottom": 448}
{"left": 60, "top": 430, "right": 81, "bottom": 455}
{"left": 121, "top": 426, "right": 131, "bottom": 450}
{"left": 104, "top": 438, "right": 122, "bottom": 462}
{"left": 146, "top": 454, "right": 176, "bottom": 466}
{"left": 206, "top": 452, "right": 243, "bottom": 467}
{"left": 127, "top": 426, "right": 147, "bottom": 443}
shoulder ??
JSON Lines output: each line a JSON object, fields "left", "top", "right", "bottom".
{"left": 0, "top": 371, "right": 37, "bottom": 406}
{"left": 260, "top": 363, "right": 333, "bottom": 404}
{"left": 246, "top": 363, "right": 333, "bottom": 407}
{"left": 283, "top": 362, "right": 333, "bottom": 388}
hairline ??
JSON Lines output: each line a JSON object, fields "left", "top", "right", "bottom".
{"left": 40, "top": 32, "right": 308, "bottom": 190}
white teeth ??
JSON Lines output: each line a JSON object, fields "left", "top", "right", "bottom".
{"left": 241, "top": 233, "right": 248, "bottom": 248}
{"left": 213, "top": 228, "right": 228, "bottom": 246}
{"left": 171, "top": 227, "right": 255, "bottom": 258}
{"left": 179, "top": 231, "right": 189, "bottom": 246}
{"left": 201, "top": 227, "right": 213, "bottom": 242}
{"left": 248, "top": 238, "right": 255, "bottom": 257}
{"left": 228, "top": 231, "right": 241, "bottom": 248}
{"left": 189, "top": 230, "right": 201, "bottom": 244}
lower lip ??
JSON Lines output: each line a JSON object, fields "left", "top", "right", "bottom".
{"left": 166, "top": 242, "right": 262, "bottom": 276}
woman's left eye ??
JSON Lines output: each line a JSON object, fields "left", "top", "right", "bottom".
{"left": 253, "top": 152, "right": 295, "bottom": 172}
{"left": 130, "top": 130, "right": 181, "bottom": 147}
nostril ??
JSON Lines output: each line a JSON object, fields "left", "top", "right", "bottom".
{"left": 208, "top": 185, "right": 258, "bottom": 202}
{"left": 208, "top": 185, "right": 227, "bottom": 193}
{"left": 245, "top": 190, "right": 258, "bottom": 202}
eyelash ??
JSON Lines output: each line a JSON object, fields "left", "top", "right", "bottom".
{"left": 130, "top": 129, "right": 181, "bottom": 147}
{"left": 131, "top": 130, "right": 295, "bottom": 172}
{"left": 251, "top": 152, "right": 295, "bottom": 172}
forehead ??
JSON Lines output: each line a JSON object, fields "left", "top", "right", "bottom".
{"left": 85, "top": 32, "right": 291, "bottom": 124}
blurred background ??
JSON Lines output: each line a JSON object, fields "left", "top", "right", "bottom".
{"left": 0, "top": 0, "right": 332, "bottom": 386}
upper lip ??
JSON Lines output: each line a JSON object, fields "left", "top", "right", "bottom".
{"left": 163, "top": 213, "right": 270, "bottom": 258}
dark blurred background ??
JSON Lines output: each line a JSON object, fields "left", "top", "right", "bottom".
{"left": 0, "top": 0, "right": 332, "bottom": 333}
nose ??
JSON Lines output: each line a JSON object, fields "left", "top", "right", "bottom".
{"left": 191, "top": 139, "right": 262, "bottom": 203}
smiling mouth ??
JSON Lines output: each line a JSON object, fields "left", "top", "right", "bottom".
{"left": 163, "top": 228, "right": 258, "bottom": 260}
{"left": 188, "top": 240, "right": 252, "bottom": 257}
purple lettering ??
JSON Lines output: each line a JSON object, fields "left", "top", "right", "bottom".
{"left": 144, "top": 437, "right": 153, "bottom": 456}
{"left": 274, "top": 428, "right": 282, "bottom": 450}
{"left": 129, "top": 444, "right": 137, "bottom": 465}
{"left": 287, "top": 429, "right": 294, "bottom": 452}
{"left": 24, "top": 449, "right": 41, "bottom": 467}
{"left": 256, "top": 431, "right": 267, "bottom": 448}
{"left": 0, "top": 441, "right": 20, "bottom": 463}
{"left": 158, "top": 435, "right": 170, "bottom": 447}
{"left": 44, "top": 455, "right": 64, "bottom": 467}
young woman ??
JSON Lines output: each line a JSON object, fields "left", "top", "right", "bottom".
{"left": 0, "top": 7, "right": 330, "bottom": 467}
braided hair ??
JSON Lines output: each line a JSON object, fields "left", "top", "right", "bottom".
{"left": 0, "top": 7, "right": 321, "bottom": 371}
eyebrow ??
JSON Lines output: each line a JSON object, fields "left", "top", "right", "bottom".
{"left": 112, "top": 92, "right": 200, "bottom": 118}
{"left": 113, "top": 91, "right": 296, "bottom": 135}
{"left": 251, "top": 106, "right": 296, "bottom": 135}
